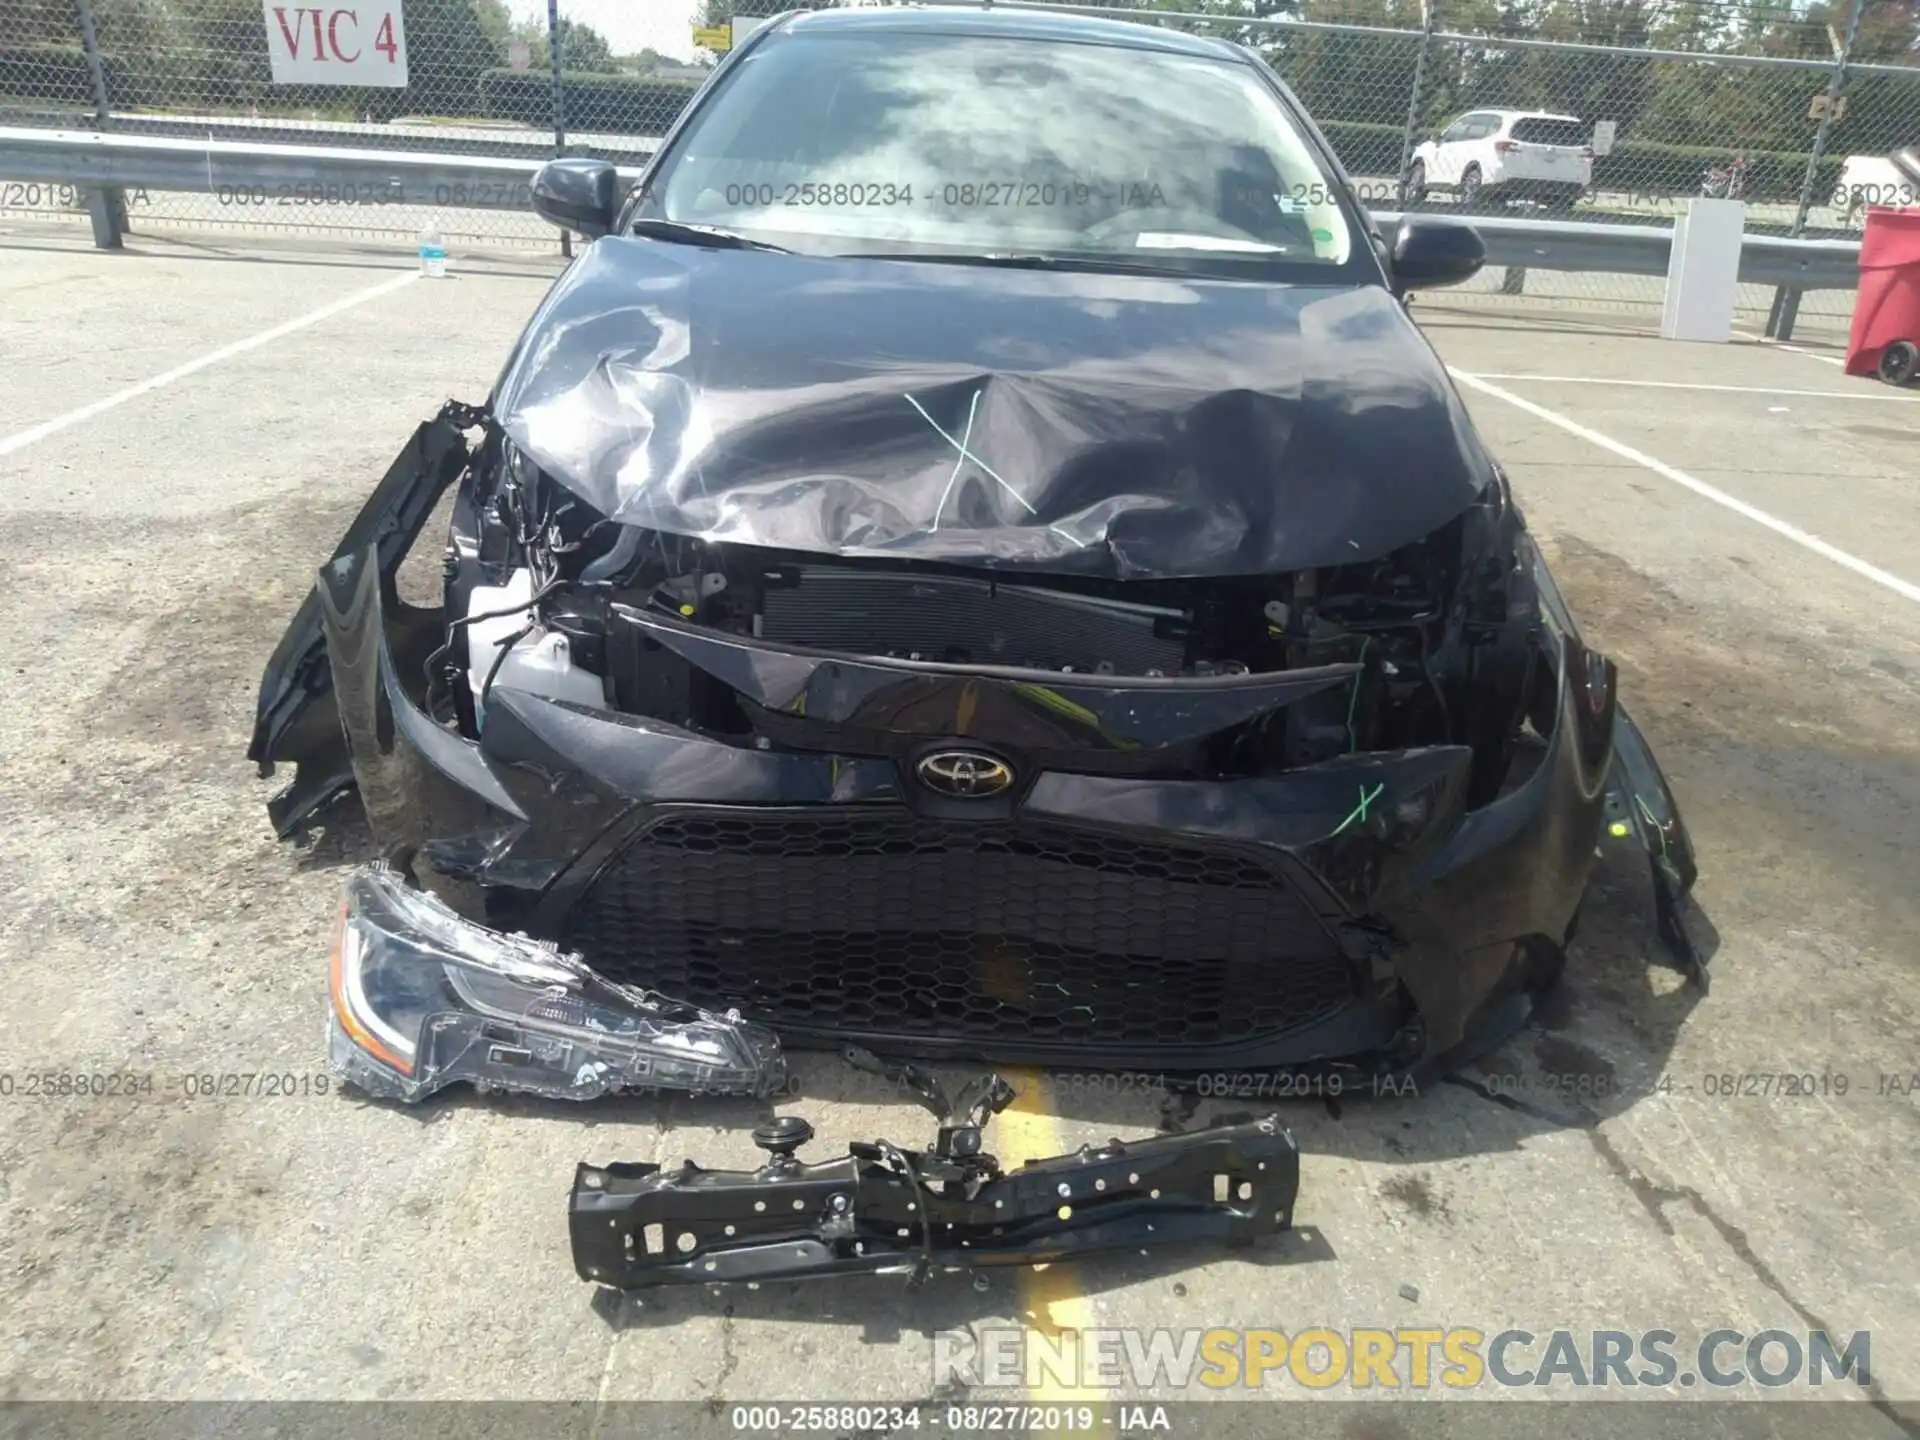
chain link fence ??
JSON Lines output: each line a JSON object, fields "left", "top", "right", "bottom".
{"left": 1066, "top": 0, "right": 1919, "bottom": 331}
{"left": 2, "top": 0, "right": 1917, "bottom": 327}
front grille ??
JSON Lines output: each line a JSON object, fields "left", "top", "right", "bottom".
{"left": 560, "top": 808, "right": 1360, "bottom": 1050}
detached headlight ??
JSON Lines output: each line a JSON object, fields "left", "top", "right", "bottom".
{"left": 327, "top": 865, "right": 785, "bottom": 1102}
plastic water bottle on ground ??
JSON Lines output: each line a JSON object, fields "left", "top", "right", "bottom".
{"left": 418, "top": 220, "right": 447, "bottom": 278}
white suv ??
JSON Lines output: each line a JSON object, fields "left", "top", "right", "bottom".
{"left": 1408, "top": 109, "right": 1594, "bottom": 209}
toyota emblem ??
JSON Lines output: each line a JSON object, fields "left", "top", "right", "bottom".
{"left": 916, "top": 750, "right": 1015, "bottom": 798}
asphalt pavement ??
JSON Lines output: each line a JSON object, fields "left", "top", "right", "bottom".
{"left": 0, "top": 220, "right": 1914, "bottom": 1435}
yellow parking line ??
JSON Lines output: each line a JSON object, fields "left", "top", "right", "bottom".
{"left": 994, "top": 1067, "right": 1109, "bottom": 1422}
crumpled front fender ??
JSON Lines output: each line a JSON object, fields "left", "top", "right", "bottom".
{"left": 1525, "top": 527, "right": 1703, "bottom": 984}
{"left": 1607, "top": 702, "right": 1705, "bottom": 986}
{"left": 249, "top": 408, "right": 477, "bottom": 837}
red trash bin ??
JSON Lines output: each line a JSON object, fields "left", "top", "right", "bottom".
{"left": 1845, "top": 207, "right": 1920, "bottom": 384}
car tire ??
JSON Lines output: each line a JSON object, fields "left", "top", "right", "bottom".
{"left": 1459, "top": 165, "right": 1483, "bottom": 208}
{"left": 1406, "top": 160, "right": 1428, "bottom": 203}
{"left": 1880, "top": 340, "right": 1920, "bottom": 387}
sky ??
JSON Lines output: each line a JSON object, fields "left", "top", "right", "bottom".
{"left": 504, "top": 0, "right": 703, "bottom": 61}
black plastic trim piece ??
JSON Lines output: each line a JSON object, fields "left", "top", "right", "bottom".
{"left": 570, "top": 1109, "right": 1299, "bottom": 1289}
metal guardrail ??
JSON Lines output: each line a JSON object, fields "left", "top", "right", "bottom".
{"left": 0, "top": 107, "right": 665, "bottom": 164}
{"left": 1374, "top": 211, "right": 1862, "bottom": 290}
{"left": 0, "top": 124, "right": 569, "bottom": 197}
{"left": 0, "top": 126, "right": 1863, "bottom": 311}
{"left": 0, "top": 124, "right": 649, "bottom": 245}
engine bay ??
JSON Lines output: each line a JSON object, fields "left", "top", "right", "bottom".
{"left": 245, "top": 403, "right": 1701, "bottom": 1115}
{"left": 423, "top": 436, "right": 1544, "bottom": 796}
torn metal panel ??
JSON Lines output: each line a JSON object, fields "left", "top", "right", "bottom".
{"left": 1525, "top": 532, "right": 1704, "bottom": 986}
{"left": 328, "top": 863, "right": 785, "bottom": 1102}
{"left": 489, "top": 238, "right": 1500, "bottom": 579}
{"left": 249, "top": 405, "right": 480, "bottom": 837}
{"left": 569, "top": 1083, "right": 1299, "bottom": 1289}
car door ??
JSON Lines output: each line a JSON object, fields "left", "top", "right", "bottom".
{"left": 1425, "top": 113, "right": 1477, "bottom": 187}
{"left": 1440, "top": 113, "right": 1501, "bottom": 188}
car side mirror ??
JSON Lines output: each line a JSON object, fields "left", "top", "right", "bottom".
{"left": 1390, "top": 216, "right": 1484, "bottom": 292}
{"left": 531, "top": 157, "right": 618, "bottom": 239}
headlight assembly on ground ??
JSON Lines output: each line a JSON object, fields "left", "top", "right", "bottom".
{"left": 326, "top": 864, "right": 784, "bottom": 1102}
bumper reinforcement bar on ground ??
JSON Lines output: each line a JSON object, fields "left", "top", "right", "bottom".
{"left": 569, "top": 1061, "right": 1301, "bottom": 1290}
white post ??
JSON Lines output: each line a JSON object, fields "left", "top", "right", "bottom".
{"left": 1661, "top": 198, "right": 1745, "bottom": 343}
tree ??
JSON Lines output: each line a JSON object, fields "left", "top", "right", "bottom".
{"left": 473, "top": 0, "right": 512, "bottom": 52}
{"left": 557, "top": 18, "right": 615, "bottom": 71}
{"left": 508, "top": 16, "right": 619, "bottom": 73}
{"left": 377, "top": 0, "right": 503, "bottom": 115}
{"left": 1251, "top": 0, "right": 1428, "bottom": 129}
{"left": 0, "top": 0, "right": 73, "bottom": 46}
{"left": 168, "top": 0, "right": 274, "bottom": 108}
{"left": 1854, "top": 0, "right": 1920, "bottom": 60}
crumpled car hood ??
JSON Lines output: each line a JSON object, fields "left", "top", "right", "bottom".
{"left": 491, "top": 237, "right": 1499, "bottom": 580}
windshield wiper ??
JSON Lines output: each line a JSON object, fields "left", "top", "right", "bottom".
{"left": 834, "top": 250, "right": 1218, "bottom": 277}
{"left": 630, "top": 218, "right": 791, "bottom": 253}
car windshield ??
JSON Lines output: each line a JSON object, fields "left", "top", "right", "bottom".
{"left": 638, "top": 26, "right": 1363, "bottom": 278}
{"left": 1511, "top": 118, "right": 1589, "bottom": 147}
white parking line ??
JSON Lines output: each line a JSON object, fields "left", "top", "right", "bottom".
{"left": 1762, "top": 339, "right": 1848, "bottom": 367}
{"left": 1466, "top": 374, "right": 1916, "bottom": 401}
{"left": 1448, "top": 367, "right": 1920, "bottom": 607}
{"left": 0, "top": 268, "right": 420, "bottom": 459}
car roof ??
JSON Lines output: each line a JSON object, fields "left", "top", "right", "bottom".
{"left": 770, "top": 4, "right": 1248, "bottom": 61}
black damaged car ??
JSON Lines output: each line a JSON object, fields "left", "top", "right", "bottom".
{"left": 252, "top": 5, "right": 1700, "bottom": 1105}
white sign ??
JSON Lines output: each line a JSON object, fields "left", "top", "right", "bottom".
{"left": 263, "top": 2, "right": 409, "bottom": 87}
{"left": 730, "top": 15, "right": 769, "bottom": 46}
{"left": 1591, "top": 120, "right": 1616, "bottom": 157}
{"left": 507, "top": 38, "right": 532, "bottom": 71}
